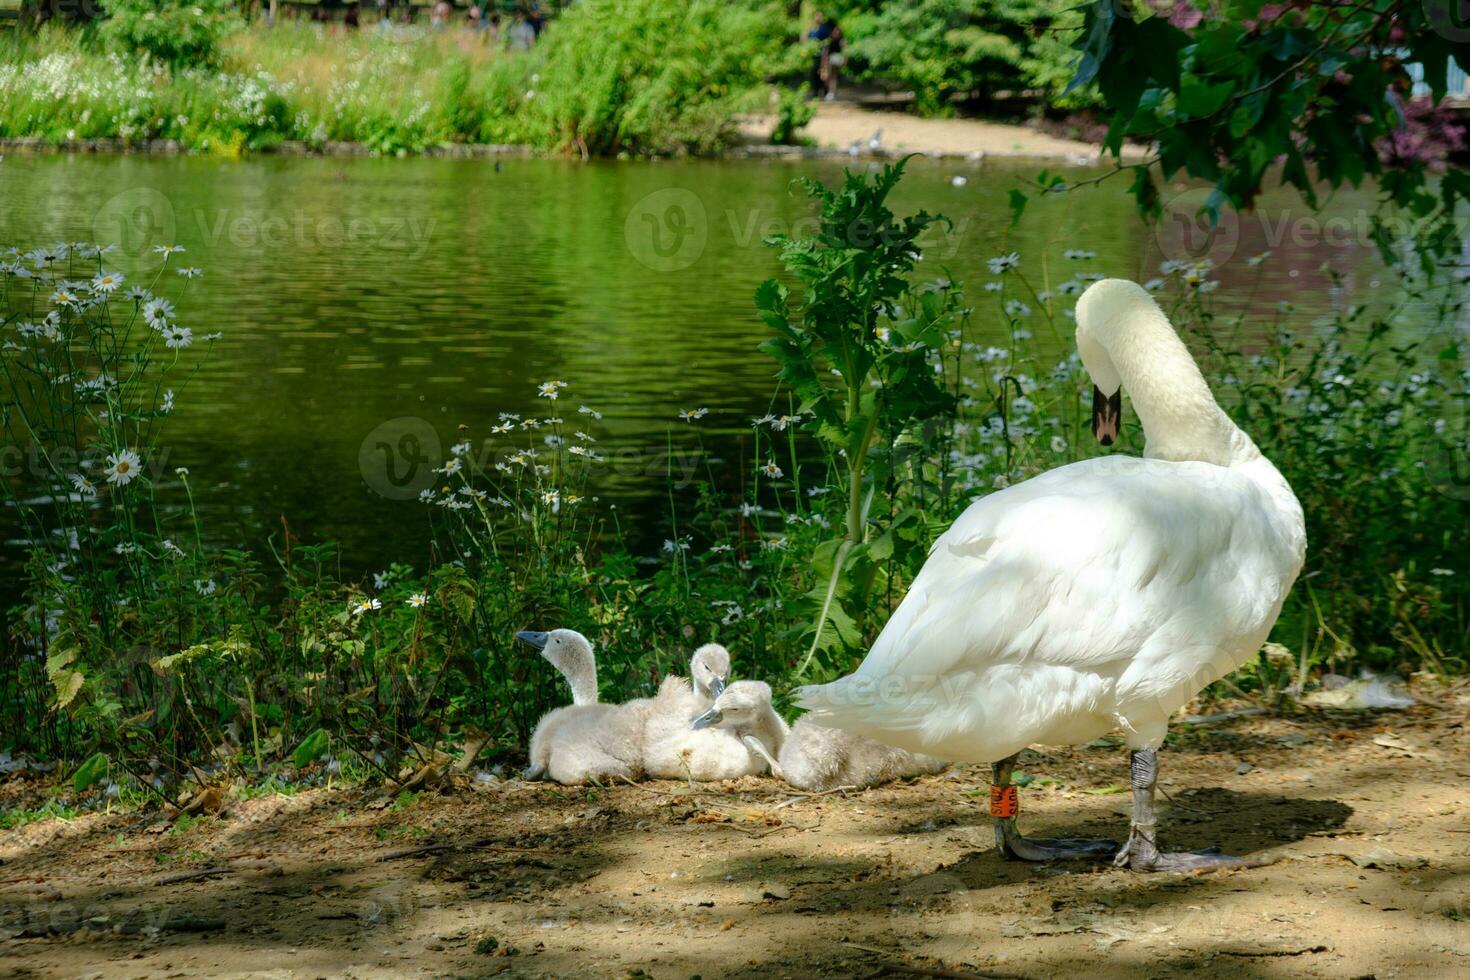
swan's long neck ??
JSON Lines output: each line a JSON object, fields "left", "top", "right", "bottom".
{"left": 560, "top": 649, "right": 599, "bottom": 706}
{"left": 751, "top": 704, "right": 791, "bottom": 755}
{"left": 1084, "top": 287, "right": 1257, "bottom": 467}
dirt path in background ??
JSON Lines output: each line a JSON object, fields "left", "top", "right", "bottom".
{"left": 3, "top": 686, "right": 1469, "bottom": 979}
{"left": 739, "top": 101, "right": 1149, "bottom": 162}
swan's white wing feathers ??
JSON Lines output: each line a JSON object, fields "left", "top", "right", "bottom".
{"left": 796, "top": 457, "right": 1294, "bottom": 761}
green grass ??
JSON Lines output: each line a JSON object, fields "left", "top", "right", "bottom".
{"left": 0, "top": 799, "right": 82, "bottom": 829}
{"left": 0, "top": 4, "right": 790, "bottom": 156}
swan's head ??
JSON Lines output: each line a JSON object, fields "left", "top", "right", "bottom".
{"left": 1075, "top": 278, "right": 1154, "bottom": 447}
{"left": 689, "top": 643, "right": 731, "bottom": 699}
{"left": 691, "top": 680, "right": 772, "bottom": 731}
{"left": 515, "top": 627, "right": 593, "bottom": 674}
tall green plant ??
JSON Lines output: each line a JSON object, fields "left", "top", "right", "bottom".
{"left": 756, "top": 158, "right": 964, "bottom": 671}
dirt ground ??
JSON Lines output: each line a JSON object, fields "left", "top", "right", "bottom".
{"left": 738, "top": 101, "right": 1151, "bottom": 162}
{"left": 3, "top": 685, "right": 1469, "bottom": 980}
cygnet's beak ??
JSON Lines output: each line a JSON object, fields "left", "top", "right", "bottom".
{"left": 709, "top": 675, "right": 727, "bottom": 699}
{"left": 690, "top": 706, "right": 722, "bottom": 731}
{"left": 515, "top": 630, "right": 549, "bottom": 650}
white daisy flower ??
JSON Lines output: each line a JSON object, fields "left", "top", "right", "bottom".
{"left": 176, "top": 267, "right": 203, "bottom": 279}
{"left": 104, "top": 449, "right": 142, "bottom": 486}
{"left": 537, "top": 380, "right": 567, "bottom": 400}
{"left": 70, "top": 474, "right": 98, "bottom": 497}
{"left": 90, "top": 271, "right": 125, "bottom": 294}
{"left": 450, "top": 440, "right": 472, "bottom": 457}
{"left": 578, "top": 405, "right": 602, "bottom": 419}
{"left": 162, "top": 326, "right": 193, "bottom": 349}
{"left": 352, "top": 598, "right": 382, "bottom": 615}
{"left": 152, "top": 244, "right": 186, "bottom": 258}
{"left": 761, "top": 461, "right": 783, "bottom": 479}
{"left": 1050, "top": 435, "right": 1067, "bottom": 454}
{"left": 986, "top": 252, "right": 1020, "bottom": 274}
{"left": 194, "top": 579, "right": 217, "bottom": 596}
{"left": 406, "top": 593, "right": 428, "bottom": 607}
{"left": 143, "top": 298, "right": 175, "bottom": 327}
{"left": 678, "top": 408, "right": 709, "bottom": 422}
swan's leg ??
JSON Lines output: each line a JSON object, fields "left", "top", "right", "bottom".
{"left": 522, "top": 763, "right": 547, "bottom": 781}
{"left": 991, "top": 755, "right": 1118, "bottom": 862}
{"left": 1113, "top": 748, "right": 1267, "bottom": 872}
{"left": 741, "top": 734, "right": 784, "bottom": 780}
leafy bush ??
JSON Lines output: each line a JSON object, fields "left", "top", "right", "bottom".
{"left": 770, "top": 84, "right": 816, "bottom": 145}
{"left": 527, "top": 0, "right": 788, "bottom": 155}
{"left": 99, "top": 0, "right": 240, "bottom": 70}
{"left": 834, "top": 0, "right": 1064, "bottom": 116}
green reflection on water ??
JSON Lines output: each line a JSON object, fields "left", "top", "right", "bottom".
{"left": 0, "top": 153, "right": 1388, "bottom": 578}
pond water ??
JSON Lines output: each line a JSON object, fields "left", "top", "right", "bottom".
{"left": 0, "top": 153, "right": 1392, "bottom": 581}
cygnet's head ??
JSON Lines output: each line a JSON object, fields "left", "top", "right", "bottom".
{"left": 689, "top": 643, "right": 731, "bottom": 699}
{"left": 691, "top": 680, "right": 772, "bottom": 731}
{"left": 515, "top": 627, "right": 593, "bottom": 674}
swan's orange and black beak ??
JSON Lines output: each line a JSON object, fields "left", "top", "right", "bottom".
{"left": 1092, "top": 386, "right": 1122, "bottom": 447}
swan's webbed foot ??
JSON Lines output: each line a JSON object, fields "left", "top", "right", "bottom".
{"left": 988, "top": 754, "right": 1117, "bottom": 863}
{"left": 1112, "top": 747, "right": 1272, "bottom": 873}
{"left": 994, "top": 818, "right": 1119, "bottom": 862}
{"left": 521, "top": 763, "right": 547, "bottom": 781}
{"left": 1112, "top": 822, "right": 1264, "bottom": 872}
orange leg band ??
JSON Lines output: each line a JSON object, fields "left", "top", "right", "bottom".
{"left": 989, "top": 784, "right": 1019, "bottom": 819}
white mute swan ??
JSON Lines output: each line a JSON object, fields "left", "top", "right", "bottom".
{"left": 796, "top": 279, "right": 1306, "bottom": 871}
{"left": 644, "top": 644, "right": 764, "bottom": 781}
{"left": 688, "top": 681, "right": 791, "bottom": 777}
{"left": 692, "top": 681, "right": 947, "bottom": 791}
{"left": 518, "top": 629, "right": 647, "bottom": 785}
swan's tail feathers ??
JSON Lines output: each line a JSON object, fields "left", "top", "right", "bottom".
{"left": 794, "top": 672, "right": 955, "bottom": 757}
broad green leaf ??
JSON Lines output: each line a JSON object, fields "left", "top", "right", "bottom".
{"left": 53, "top": 670, "right": 85, "bottom": 708}
{"left": 73, "top": 752, "right": 109, "bottom": 794}
{"left": 293, "top": 728, "right": 331, "bottom": 769}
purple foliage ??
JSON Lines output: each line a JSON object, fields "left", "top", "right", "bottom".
{"left": 1378, "top": 96, "right": 1469, "bottom": 169}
